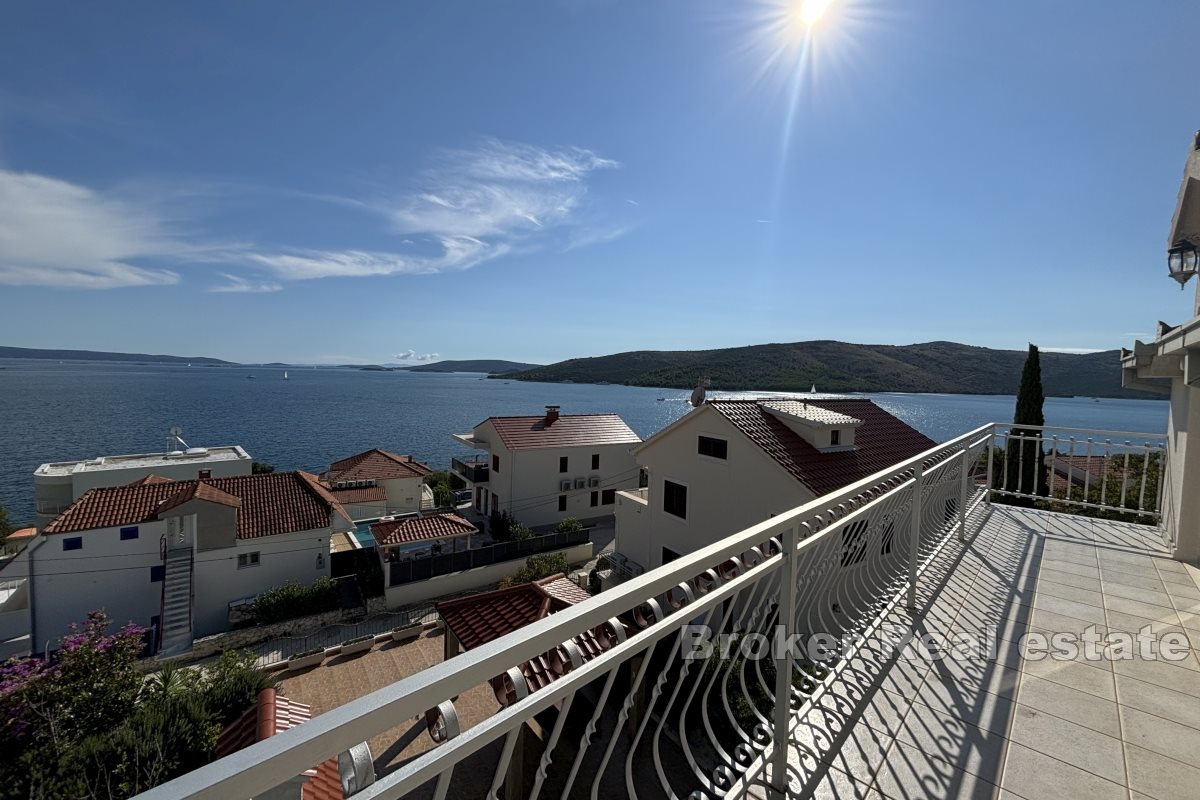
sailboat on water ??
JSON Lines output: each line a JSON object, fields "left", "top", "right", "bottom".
{"left": 810, "top": 384, "right": 817, "bottom": 394}
{"left": 283, "top": 371, "right": 289, "bottom": 380}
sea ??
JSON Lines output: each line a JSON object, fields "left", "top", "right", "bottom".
{"left": 0, "top": 359, "right": 1171, "bottom": 525}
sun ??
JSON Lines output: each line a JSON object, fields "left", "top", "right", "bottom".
{"left": 797, "top": 0, "right": 836, "bottom": 28}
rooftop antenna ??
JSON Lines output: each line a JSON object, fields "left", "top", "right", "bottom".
{"left": 169, "top": 426, "right": 190, "bottom": 452}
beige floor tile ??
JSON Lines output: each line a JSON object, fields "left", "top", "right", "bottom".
{"left": 1016, "top": 673, "right": 1120, "bottom": 736}
{"left": 1005, "top": 704, "right": 1125, "bottom": 785}
{"left": 999, "top": 741, "right": 1126, "bottom": 800}
{"left": 1124, "top": 742, "right": 1200, "bottom": 800}
{"left": 1114, "top": 673, "right": 1200, "bottom": 731}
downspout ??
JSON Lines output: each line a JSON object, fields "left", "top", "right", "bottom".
{"left": 25, "top": 536, "right": 46, "bottom": 657}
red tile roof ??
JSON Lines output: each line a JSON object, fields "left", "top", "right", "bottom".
{"left": 328, "top": 485, "right": 387, "bottom": 504}
{"left": 370, "top": 512, "right": 477, "bottom": 546}
{"left": 1047, "top": 454, "right": 1120, "bottom": 493}
{"left": 6, "top": 527, "right": 36, "bottom": 541}
{"left": 215, "top": 689, "right": 342, "bottom": 800}
{"left": 708, "top": 399, "right": 935, "bottom": 497}
{"left": 42, "top": 472, "right": 345, "bottom": 539}
{"left": 327, "top": 449, "right": 432, "bottom": 481}
{"left": 437, "top": 574, "right": 609, "bottom": 700}
{"left": 125, "top": 474, "right": 174, "bottom": 486}
{"left": 483, "top": 413, "right": 641, "bottom": 451}
{"left": 157, "top": 481, "right": 243, "bottom": 515}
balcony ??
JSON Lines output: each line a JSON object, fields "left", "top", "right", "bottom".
{"left": 137, "top": 423, "right": 1196, "bottom": 800}
{"left": 451, "top": 456, "right": 489, "bottom": 485}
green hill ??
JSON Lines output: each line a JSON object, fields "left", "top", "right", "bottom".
{"left": 0, "top": 345, "right": 234, "bottom": 365}
{"left": 508, "top": 341, "right": 1142, "bottom": 398}
{"left": 404, "top": 359, "right": 540, "bottom": 374}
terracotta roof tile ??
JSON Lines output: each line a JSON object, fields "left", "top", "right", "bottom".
{"left": 708, "top": 399, "right": 935, "bottom": 497}
{"left": 157, "top": 481, "right": 243, "bottom": 515}
{"left": 327, "top": 449, "right": 432, "bottom": 482}
{"left": 437, "top": 574, "right": 619, "bottom": 700}
{"left": 484, "top": 413, "right": 641, "bottom": 451}
{"left": 215, "top": 689, "right": 343, "bottom": 800}
{"left": 42, "top": 472, "right": 338, "bottom": 539}
{"left": 125, "top": 474, "right": 174, "bottom": 486}
{"left": 6, "top": 527, "right": 36, "bottom": 541}
{"left": 328, "top": 485, "right": 387, "bottom": 504}
{"left": 370, "top": 512, "right": 477, "bottom": 546}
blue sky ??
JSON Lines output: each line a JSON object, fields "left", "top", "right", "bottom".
{"left": 0, "top": 0, "right": 1197, "bottom": 365}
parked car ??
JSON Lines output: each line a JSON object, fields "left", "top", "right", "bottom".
{"left": 453, "top": 489, "right": 472, "bottom": 503}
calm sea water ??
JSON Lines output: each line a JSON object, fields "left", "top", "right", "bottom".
{"left": 0, "top": 359, "right": 1170, "bottom": 524}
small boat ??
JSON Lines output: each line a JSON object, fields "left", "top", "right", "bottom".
{"left": 810, "top": 384, "right": 817, "bottom": 393}
{"left": 246, "top": 375, "right": 256, "bottom": 380}
{"left": 283, "top": 371, "right": 289, "bottom": 380}
{"left": 657, "top": 397, "right": 665, "bottom": 401}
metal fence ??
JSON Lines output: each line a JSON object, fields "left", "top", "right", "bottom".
{"left": 387, "top": 529, "right": 591, "bottom": 587}
{"left": 247, "top": 604, "right": 439, "bottom": 669}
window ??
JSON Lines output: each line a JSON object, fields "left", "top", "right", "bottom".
{"left": 62, "top": 537, "right": 82, "bottom": 551}
{"left": 697, "top": 436, "right": 728, "bottom": 460}
{"left": 120, "top": 526, "right": 139, "bottom": 541}
{"left": 150, "top": 565, "right": 165, "bottom": 583}
{"left": 663, "top": 480, "right": 687, "bottom": 519}
{"left": 558, "top": 495, "right": 567, "bottom": 512}
{"left": 602, "top": 489, "right": 616, "bottom": 505}
{"left": 591, "top": 453, "right": 600, "bottom": 470}
{"left": 559, "top": 456, "right": 569, "bottom": 473}
{"left": 590, "top": 491, "right": 599, "bottom": 507}
{"left": 662, "top": 547, "right": 681, "bottom": 564}
{"left": 830, "top": 430, "right": 841, "bottom": 446}
{"left": 237, "top": 552, "right": 261, "bottom": 569}
{"left": 491, "top": 454, "right": 500, "bottom": 473}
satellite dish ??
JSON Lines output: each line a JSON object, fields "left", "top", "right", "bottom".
{"left": 689, "top": 376, "right": 709, "bottom": 407}
{"left": 170, "top": 426, "right": 183, "bottom": 437}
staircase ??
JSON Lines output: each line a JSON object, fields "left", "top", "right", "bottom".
{"left": 158, "top": 548, "right": 194, "bottom": 657}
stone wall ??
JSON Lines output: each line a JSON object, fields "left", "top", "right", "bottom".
{"left": 187, "top": 607, "right": 358, "bottom": 661}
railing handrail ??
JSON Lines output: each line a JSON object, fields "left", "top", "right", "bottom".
{"left": 135, "top": 422, "right": 995, "bottom": 800}
{"left": 991, "top": 422, "right": 1167, "bottom": 440}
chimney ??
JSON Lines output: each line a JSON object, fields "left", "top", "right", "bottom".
{"left": 545, "top": 405, "right": 560, "bottom": 425}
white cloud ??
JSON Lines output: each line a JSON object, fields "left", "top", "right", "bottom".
{"left": 394, "top": 349, "right": 440, "bottom": 362}
{"left": 209, "top": 273, "right": 282, "bottom": 293}
{"left": 244, "top": 139, "right": 618, "bottom": 282}
{"left": 0, "top": 170, "right": 184, "bottom": 288}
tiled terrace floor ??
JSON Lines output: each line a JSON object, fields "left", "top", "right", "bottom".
{"left": 761, "top": 505, "right": 1200, "bottom": 800}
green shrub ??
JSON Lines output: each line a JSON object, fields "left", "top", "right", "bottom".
{"left": 497, "top": 553, "right": 570, "bottom": 588}
{"left": 252, "top": 577, "right": 341, "bottom": 625}
{"left": 553, "top": 517, "right": 583, "bottom": 534}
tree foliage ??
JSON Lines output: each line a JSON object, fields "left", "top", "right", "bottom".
{"left": 252, "top": 577, "right": 341, "bottom": 624}
{"left": 0, "top": 612, "right": 278, "bottom": 799}
{"left": 251, "top": 461, "right": 275, "bottom": 475}
{"left": 553, "top": 517, "right": 584, "bottom": 534}
{"left": 497, "top": 553, "right": 570, "bottom": 589}
{"left": 1005, "top": 344, "right": 1048, "bottom": 500}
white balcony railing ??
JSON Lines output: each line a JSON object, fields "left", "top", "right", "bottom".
{"left": 135, "top": 422, "right": 1167, "bottom": 800}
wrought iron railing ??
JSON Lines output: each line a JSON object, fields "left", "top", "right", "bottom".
{"left": 134, "top": 422, "right": 1164, "bottom": 800}
{"left": 387, "top": 529, "right": 591, "bottom": 586}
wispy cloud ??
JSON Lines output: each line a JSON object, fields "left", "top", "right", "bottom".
{"left": 1041, "top": 347, "right": 1106, "bottom": 354}
{"left": 209, "top": 273, "right": 282, "bottom": 293}
{"left": 394, "top": 349, "right": 439, "bottom": 362}
{"left": 0, "top": 170, "right": 186, "bottom": 288}
{"left": 1, "top": 138, "right": 625, "bottom": 290}
{"left": 625, "top": 198, "right": 640, "bottom": 206}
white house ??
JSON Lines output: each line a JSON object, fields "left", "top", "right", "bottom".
{"left": 1122, "top": 129, "right": 1200, "bottom": 562}
{"left": 33, "top": 443, "right": 253, "bottom": 529}
{"left": 322, "top": 449, "right": 434, "bottom": 520}
{"left": 612, "top": 398, "right": 935, "bottom": 577}
{"left": 0, "top": 471, "right": 353, "bottom": 657}
{"left": 452, "top": 406, "right": 642, "bottom": 529}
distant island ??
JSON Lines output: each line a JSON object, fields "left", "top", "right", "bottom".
{"left": 402, "top": 359, "right": 540, "bottom": 374}
{"left": 505, "top": 340, "right": 1146, "bottom": 399}
{"left": 0, "top": 345, "right": 234, "bottom": 366}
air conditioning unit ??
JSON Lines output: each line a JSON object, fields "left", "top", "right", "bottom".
{"left": 574, "top": 478, "right": 586, "bottom": 490}
{"left": 588, "top": 476, "right": 601, "bottom": 488}
{"left": 559, "top": 479, "right": 573, "bottom": 492}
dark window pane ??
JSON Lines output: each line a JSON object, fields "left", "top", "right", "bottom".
{"left": 830, "top": 430, "right": 841, "bottom": 446}
{"left": 590, "top": 491, "right": 598, "bottom": 507}
{"left": 602, "top": 489, "right": 615, "bottom": 505}
{"left": 698, "top": 436, "right": 728, "bottom": 459}
{"left": 558, "top": 495, "right": 567, "bottom": 512}
{"left": 663, "top": 481, "right": 687, "bottom": 519}
{"left": 63, "top": 537, "right": 82, "bottom": 551}
{"left": 559, "top": 456, "right": 569, "bottom": 473}
{"left": 492, "top": 454, "right": 500, "bottom": 473}
{"left": 120, "top": 526, "right": 139, "bottom": 540}
{"left": 591, "top": 454, "right": 600, "bottom": 470}
{"left": 150, "top": 565, "right": 165, "bottom": 582}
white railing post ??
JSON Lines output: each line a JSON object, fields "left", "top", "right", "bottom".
{"left": 958, "top": 444, "right": 970, "bottom": 542}
{"left": 770, "top": 524, "right": 799, "bottom": 797}
{"left": 906, "top": 461, "right": 924, "bottom": 611}
{"left": 984, "top": 426, "right": 995, "bottom": 504}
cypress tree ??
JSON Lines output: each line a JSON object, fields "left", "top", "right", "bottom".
{"left": 1005, "top": 344, "right": 1047, "bottom": 498}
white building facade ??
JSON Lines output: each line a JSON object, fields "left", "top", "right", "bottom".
{"left": 453, "top": 406, "right": 642, "bottom": 529}
{"left": 0, "top": 471, "right": 352, "bottom": 657}
{"left": 33, "top": 443, "right": 253, "bottom": 528}
{"left": 613, "top": 398, "right": 935, "bottom": 576}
